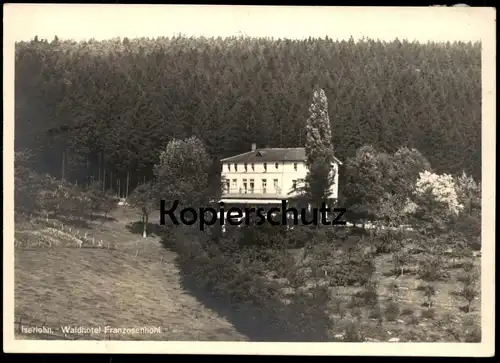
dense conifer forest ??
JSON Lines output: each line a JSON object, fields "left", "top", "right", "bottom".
{"left": 15, "top": 36, "right": 481, "bottom": 196}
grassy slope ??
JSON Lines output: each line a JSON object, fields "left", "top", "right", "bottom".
{"left": 331, "top": 253, "right": 481, "bottom": 342}
{"left": 14, "top": 207, "right": 481, "bottom": 342}
{"left": 14, "top": 208, "right": 247, "bottom": 341}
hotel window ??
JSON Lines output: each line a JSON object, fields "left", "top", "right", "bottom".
{"left": 225, "top": 180, "right": 230, "bottom": 192}
{"left": 231, "top": 179, "right": 237, "bottom": 191}
{"left": 249, "top": 179, "right": 255, "bottom": 193}
{"left": 228, "top": 164, "right": 231, "bottom": 171}
{"left": 262, "top": 179, "right": 267, "bottom": 193}
{"left": 244, "top": 163, "right": 247, "bottom": 172}
{"left": 243, "top": 179, "right": 248, "bottom": 194}
{"left": 273, "top": 179, "right": 279, "bottom": 192}
{"left": 275, "top": 163, "right": 279, "bottom": 169}
{"left": 251, "top": 163, "right": 255, "bottom": 171}
{"left": 234, "top": 163, "right": 238, "bottom": 172}
{"left": 293, "top": 163, "right": 298, "bottom": 171}
{"left": 292, "top": 180, "right": 297, "bottom": 190}
{"left": 263, "top": 163, "right": 267, "bottom": 172}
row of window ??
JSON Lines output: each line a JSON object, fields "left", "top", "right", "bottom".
{"left": 224, "top": 178, "right": 298, "bottom": 193}
{"left": 226, "top": 162, "right": 298, "bottom": 172}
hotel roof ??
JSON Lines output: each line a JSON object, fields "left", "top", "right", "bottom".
{"left": 220, "top": 147, "right": 342, "bottom": 165}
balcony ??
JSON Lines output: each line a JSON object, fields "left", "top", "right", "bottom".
{"left": 222, "top": 187, "right": 288, "bottom": 199}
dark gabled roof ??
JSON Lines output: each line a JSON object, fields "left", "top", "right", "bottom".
{"left": 220, "top": 147, "right": 342, "bottom": 165}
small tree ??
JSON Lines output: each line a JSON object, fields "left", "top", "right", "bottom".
{"left": 128, "top": 181, "right": 156, "bottom": 238}
{"left": 342, "top": 146, "right": 390, "bottom": 227}
{"left": 418, "top": 252, "right": 449, "bottom": 281}
{"left": 420, "top": 283, "right": 437, "bottom": 308}
{"left": 86, "top": 181, "right": 107, "bottom": 218}
{"left": 458, "top": 266, "right": 479, "bottom": 313}
{"left": 154, "top": 136, "right": 212, "bottom": 210}
{"left": 392, "top": 250, "right": 410, "bottom": 276}
{"left": 101, "top": 191, "right": 118, "bottom": 219}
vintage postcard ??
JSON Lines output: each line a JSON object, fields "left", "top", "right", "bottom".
{"left": 3, "top": 4, "right": 495, "bottom": 356}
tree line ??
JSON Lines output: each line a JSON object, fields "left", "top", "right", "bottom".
{"left": 15, "top": 35, "right": 481, "bottom": 197}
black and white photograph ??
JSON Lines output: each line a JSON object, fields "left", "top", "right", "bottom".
{"left": 3, "top": 4, "right": 495, "bottom": 356}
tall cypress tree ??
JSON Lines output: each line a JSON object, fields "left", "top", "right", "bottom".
{"left": 302, "top": 88, "right": 336, "bottom": 211}
{"left": 305, "top": 88, "right": 334, "bottom": 168}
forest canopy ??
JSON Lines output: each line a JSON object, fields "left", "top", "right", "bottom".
{"left": 15, "top": 36, "right": 481, "bottom": 196}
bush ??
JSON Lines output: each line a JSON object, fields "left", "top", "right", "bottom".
{"left": 453, "top": 212, "right": 481, "bottom": 251}
{"left": 355, "top": 282, "right": 379, "bottom": 307}
{"left": 408, "top": 313, "right": 420, "bottom": 326}
{"left": 368, "top": 304, "right": 383, "bottom": 321}
{"left": 165, "top": 229, "right": 334, "bottom": 341}
{"left": 384, "top": 301, "right": 401, "bottom": 321}
{"left": 418, "top": 254, "right": 450, "bottom": 281}
{"left": 372, "top": 228, "right": 405, "bottom": 254}
{"left": 237, "top": 223, "right": 288, "bottom": 249}
{"left": 418, "top": 283, "right": 437, "bottom": 308}
{"left": 266, "top": 251, "right": 297, "bottom": 278}
{"left": 344, "top": 321, "right": 364, "bottom": 342}
{"left": 421, "top": 308, "right": 436, "bottom": 319}
{"left": 401, "top": 307, "right": 415, "bottom": 316}
{"left": 392, "top": 250, "right": 411, "bottom": 276}
{"left": 456, "top": 264, "right": 479, "bottom": 313}
{"left": 329, "top": 247, "right": 375, "bottom": 286}
{"left": 330, "top": 293, "right": 347, "bottom": 318}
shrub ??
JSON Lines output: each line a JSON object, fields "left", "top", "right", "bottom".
{"left": 347, "top": 295, "right": 364, "bottom": 309}
{"left": 282, "top": 225, "right": 316, "bottom": 248}
{"left": 453, "top": 211, "right": 481, "bottom": 251}
{"left": 392, "top": 250, "right": 411, "bottom": 276}
{"left": 457, "top": 265, "right": 479, "bottom": 313}
{"left": 401, "top": 307, "right": 415, "bottom": 316}
{"left": 165, "top": 229, "right": 335, "bottom": 341}
{"left": 237, "top": 223, "right": 288, "bottom": 249}
{"left": 352, "top": 307, "right": 363, "bottom": 320}
{"left": 330, "top": 292, "right": 347, "bottom": 318}
{"left": 368, "top": 304, "right": 383, "bottom": 320}
{"left": 387, "top": 281, "right": 400, "bottom": 301}
{"left": 464, "top": 325, "right": 481, "bottom": 342}
{"left": 418, "top": 253, "right": 450, "bottom": 281}
{"left": 439, "top": 312, "right": 454, "bottom": 326}
{"left": 384, "top": 301, "right": 401, "bottom": 321}
{"left": 459, "top": 284, "right": 479, "bottom": 313}
{"left": 355, "top": 282, "right": 379, "bottom": 307}
{"left": 286, "top": 269, "right": 307, "bottom": 288}
{"left": 263, "top": 247, "right": 298, "bottom": 279}
{"left": 408, "top": 313, "right": 420, "bottom": 326}
{"left": 421, "top": 308, "right": 436, "bottom": 319}
{"left": 344, "top": 321, "right": 364, "bottom": 342}
{"left": 333, "top": 247, "right": 375, "bottom": 286}
{"left": 372, "top": 228, "right": 405, "bottom": 254}
{"left": 418, "top": 283, "right": 437, "bottom": 308}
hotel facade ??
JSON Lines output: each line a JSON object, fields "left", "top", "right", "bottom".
{"left": 220, "top": 143, "right": 341, "bottom": 209}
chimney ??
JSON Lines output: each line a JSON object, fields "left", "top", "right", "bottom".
{"left": 251, "top": 143, "right": 257, "bottom": 151}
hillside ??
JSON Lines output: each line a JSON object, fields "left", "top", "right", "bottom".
{"left": 14, "top": 208, "right": 247, "bottom": 341}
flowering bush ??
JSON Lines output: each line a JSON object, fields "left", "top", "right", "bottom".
{"left": 415, "top": 171, "right": 464, "bottom": 216}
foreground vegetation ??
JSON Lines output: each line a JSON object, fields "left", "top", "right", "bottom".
{"left": 161, "top": 222, "right": 481, "bottom": 342}
{"left": 14, "top": 208, "right": 481, "bottom": 342}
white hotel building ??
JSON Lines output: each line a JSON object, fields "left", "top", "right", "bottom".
{"left": 219, "top": 143, "right": 341, "bottom": 209}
